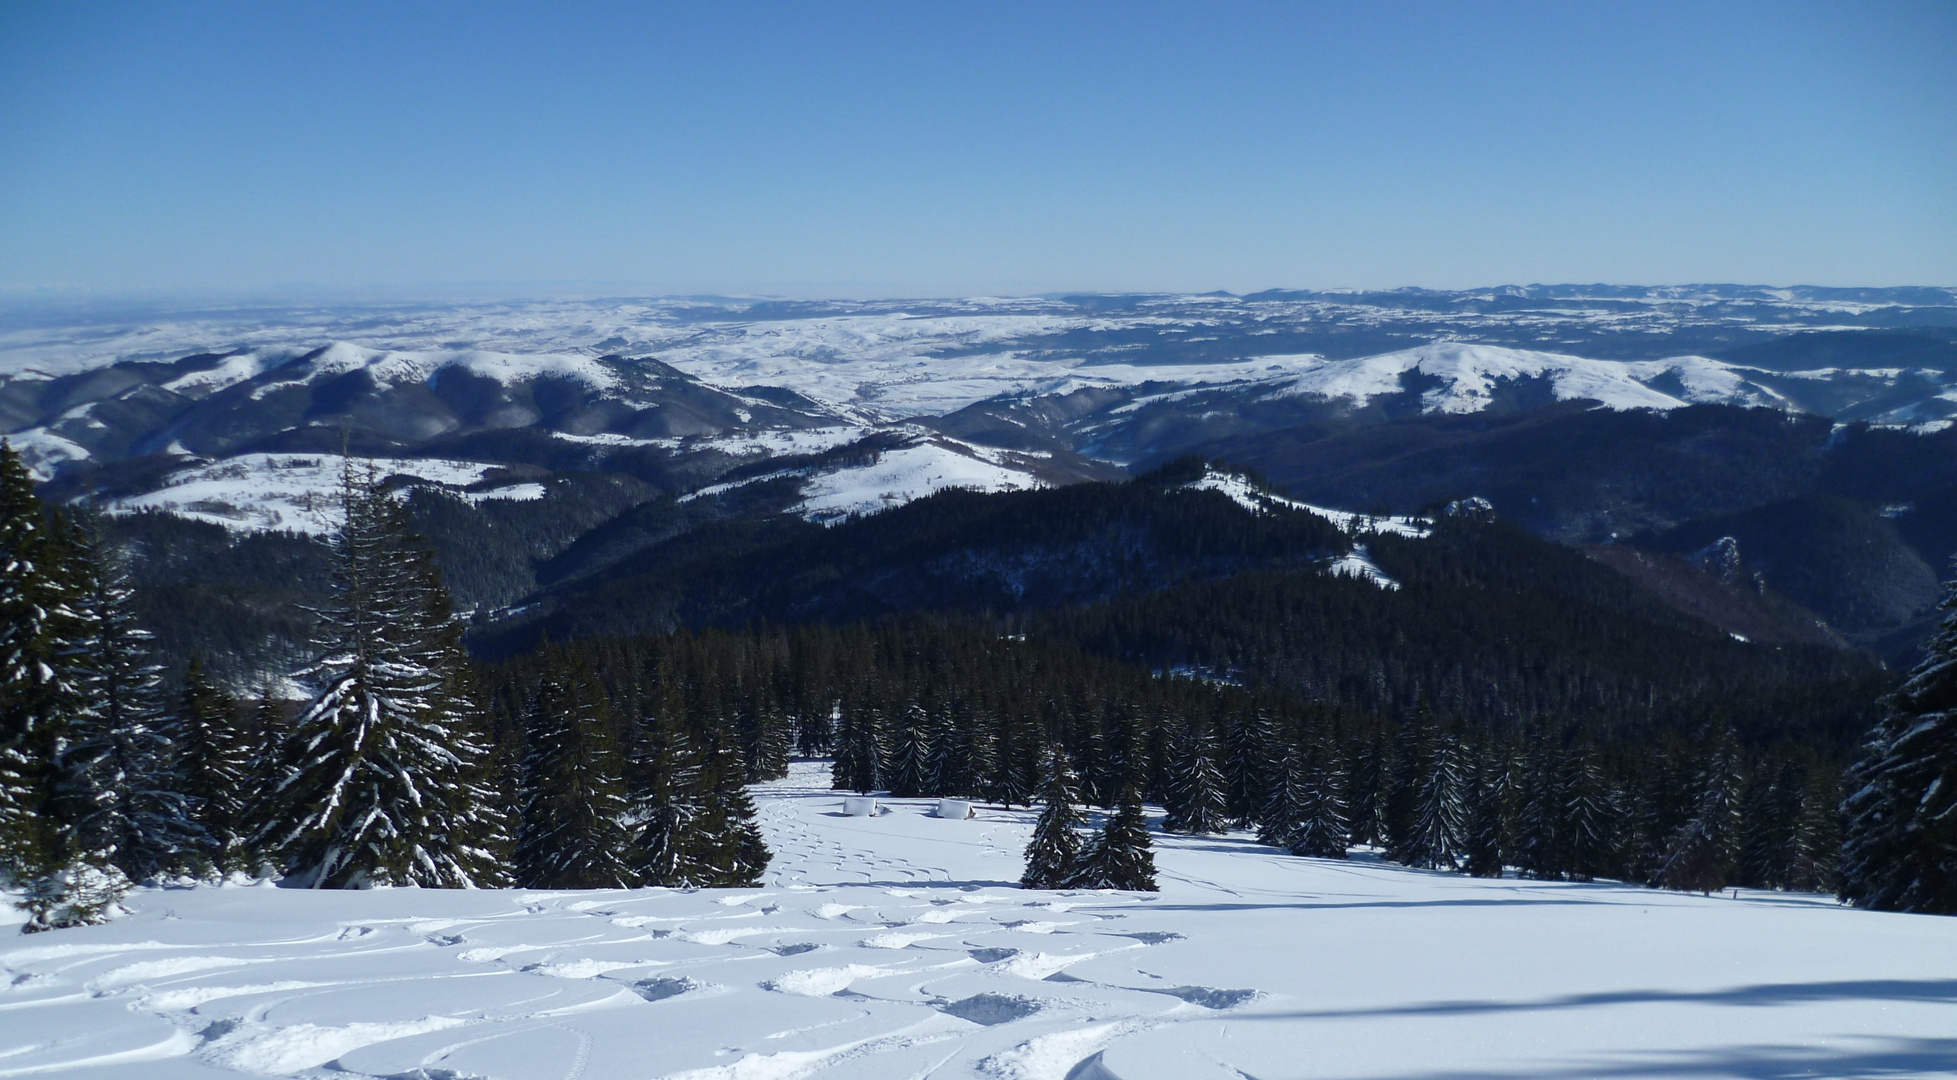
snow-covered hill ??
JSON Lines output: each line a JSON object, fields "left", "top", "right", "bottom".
{"left": 3, "top": 760, "right": 1951, "bottom": 1080}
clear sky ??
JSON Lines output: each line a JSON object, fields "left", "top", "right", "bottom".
{"left": 1, "top": 1, "right": 1952, "bottom": 298}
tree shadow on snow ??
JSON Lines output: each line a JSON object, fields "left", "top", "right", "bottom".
{"left": 1233, "top": 977, "right": 1957, "bottom": 1023}
{"left": 1293, "top": 1035, "right": 1957, "bottom": 1080}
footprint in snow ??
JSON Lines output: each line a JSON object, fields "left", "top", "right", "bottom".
{"left": 1152, "top": 986, "right": 1259, "bottom": 1009}
{"left": 967, "top": 947, "right": 1019, "bottom": 963}
{"left": 938, "top": 993, "right": 1042, "bottom": 1026}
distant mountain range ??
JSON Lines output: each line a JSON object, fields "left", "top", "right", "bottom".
{"left": 6, "top": 285, "right": 1956, "bottom": 670}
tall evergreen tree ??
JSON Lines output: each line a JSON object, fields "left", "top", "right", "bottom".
{"left": 260, "top": 467, "right": 508, "bottom": 888}
{"left": 180, "top": 658, "right": 255, "bottom": 874}
{"left": 1072, "top": 773, "right": 1158, "bottom": 891}
{"left": 1561, "top": 743, "right": 1617, "bottom": 882}
{"left": 1290, "top": 727, "right": 1350, "bottom": 859}
{"left": 1657, "top": 726, "right": 1743, "bottom": 894}
{"left": 1223, "top": 706, "right": 1274, "bottom": 826}
{"left": 683, "top": 712, "right": 771, "bottom": 887}
{"left": 1257, "top": 741, "right": 1309, "bottom": 849}
{"left": 1345, "top": 725, "right": 1392, "bottom": 848}
{"left": 1162, "top": 725, "right": 1229, "bottom": 835}
{"left": 1021, "top": 745, "right": 1085, "bottom": 889}
{"left": 69, "top": 527, "right": 206, "bottom": 881}
{"left": 831, "top": 697, "right": 883, "bottom": 794}
{"left": 0, "top": 446, "right": 125, "bottom": 929}
{"left": 1840, "top": 562, "right": 1957, "bottom": 913}
{"left": 1396, "top": 721, "right": 1466, "bottom": 870}
{"left": 1463, "top": 744, "right": 1512, "bottom": 878}
{"left": 516, "top": 655, "right": 634, "bottom": 888}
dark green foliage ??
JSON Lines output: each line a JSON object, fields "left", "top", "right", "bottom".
{"left": 1657, "top": 727, "right": 1743, "bottom": 894}
{"left": 1161, "top": 725, "right": 1229, "bottom": 835}
{"left": 1463, "top": 746, "right": 1512, "bottom": 878}
{"left": 180, "top": 659, "right": 256, "bottom": 872}
{"left": 516, "top": 655, "right": 633, "bottom": 889}
{"left": 1072, "top": 778, "right": 1158, "bottom": 892}
{"left": 258, "top": 469, "right": 510, "bottom": 889}
{"left": 1840, "top": 566, "right": 1957, "bottom": 913}
{"left": 1290, "top": 727, "right": 1349, "bottom": 859}
{"left": 1021, "top": 745, "right": 1084, "bottom": 889}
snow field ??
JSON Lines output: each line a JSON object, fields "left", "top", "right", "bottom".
{"left": 102, "top": 453, "right": 546, "bottom": 534}
{"left": 0, "top": 759, "right": 1953, "bottom": 1079}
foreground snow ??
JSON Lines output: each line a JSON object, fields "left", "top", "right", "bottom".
{"left": 2, "top": 761, "right": 1953, "bottom": 1079}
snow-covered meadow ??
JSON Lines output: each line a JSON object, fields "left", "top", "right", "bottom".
{"left": 2, "top": 760, "right": 1953, "bottom": 1080}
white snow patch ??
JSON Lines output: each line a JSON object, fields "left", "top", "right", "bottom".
{"left": 101, "top": 453, "right": 509, "bottom": 533}
{"left": 207, "top": 1014, "right": 468, "bottom": 1073}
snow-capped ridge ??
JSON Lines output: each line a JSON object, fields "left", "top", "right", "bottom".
{"left": 1181, "top": 468, "right": 1429, "bottom": 538}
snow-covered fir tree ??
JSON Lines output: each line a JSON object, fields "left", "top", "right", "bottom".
{"left": 259, "top": 466, "right": 510, "bottom": 888}
{"left": 179, "top": 658, "right": 255, "bottom": 873}
{"left": 831, "top": 697, "right": 882, "bottom": 794}
{"left": 1290, "top": 729, "right": 1350, "bottom": 859}
{"left": 1020, "top": 744, "right": 1085, "bottom": 889}
{"left": 681, "top": 713, "right": 771, "bottom": 887}
{"left": 0, "top": 445, "right": 126, "bottom": 929}
{"left": 1223, "top": 706, "right": 1274, "bottom": 826}
{"left": 1162, "top": 725, "right": 1229, "bottom": 835}
{"left": 516, "top": 655, "right": 634, "bottom": 888}
{"left": 1657, "top": 726, "right": 1742, "bottom": 894}
{"left": 68, "top": 524, "right": 207, "bottom": 882}
{"left": 1463, "top": 744, "right": 1513, "bottom": 878}
{"left": 1840, "top": 563, "right": 1957, "bottom": 913}
{"left": 1072, "top": 775, "right": 1158, "bottom": 892}
{"left": 1344, "top": 726, "right": 1392, "bottom": 848}
{"left": 1513, "top": 731, "right": 1566, "bottom": 879}
{"left": 1560, "top": 743, "right": 1617, "bottom": 882}
{"left": 884, "top": 701, "right": 931, "bottom": 798}
{"left": 627, "top": 716, "right": 701, "bottom": 887}
{"left": 1397, "top": 725, "right": 1466, "bottom": 870}
{"left": 1257, "top": 742, "right": 1309, "bottom": 849}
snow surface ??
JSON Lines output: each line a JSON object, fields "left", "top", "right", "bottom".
{"left": 1184, "top": 470, "right": 1429, "bottom": 539}
{"left": 794, "top": 442, "right": 1045, "bottom": 524}
{"left": 102, "top": 454, "right": 541, "bottom": 534}
{"left": 2, "top": 759, "right": 1953, "bottom": 1079}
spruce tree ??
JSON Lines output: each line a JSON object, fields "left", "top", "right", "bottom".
{"left": 1021, "top": 745, "right": 1085, "bottom": 889}
{"left": 1397, "top": 724, "right": 1466, "bottom": 870}
{"left": 1657, "top": 726, "right": 1742, "bottom": 894}
{"left": 69, "top": 527, "right": 206, "bottom": 881}
{"left": 831, "top": 698, "right": 882, "bottom": 794}
{"left": 1463, "top": 745, "right": 1512, "bottom": 878}
{"left": 1223, "top": 706, "right": 1274, "bottom": 826}
{"left": 180, "top": 658, "right": 255, "bottom": 874}
{"left": 0, "top": 446, "right": 125, "bottom": 928}
{"left": 260, "top": 467, "right": 509, "bottom": 888}
{"left": 1840, "top": 562, "right": 1957, "bottom": 913}
{"left": 1257, "top": 741, "right": 1309, "bottom": 849}
{"left": 627, "top": 683, "right": 701, "bottom": 887}
{"left": 684, "top": 713, "right": 771, "bottom": 887}
{"left": 1071, "top": 776, "right": 1158, "bottom": 892}
{"left": 1561, "top": 743, "right": 1617, "bottom": 882}
{"left": 1290, "top": 728, "right": 1350, "bottom": 859}
{"left": 1162, "top": 725, "right": 1228, "bottom": 835}
{"left": 516, "top": 656, "right": 634, "bottom": 888}
{"left": 1344, "top": 726, "right": 1392, "bottom": 848}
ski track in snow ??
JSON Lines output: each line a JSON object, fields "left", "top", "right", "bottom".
{"left": 1, "top": 758, "right": 1954, "bottom": 1079}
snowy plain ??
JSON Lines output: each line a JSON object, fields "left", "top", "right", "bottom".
{"left": 2, "top": 760, "right": 1954, "bottom": 1080}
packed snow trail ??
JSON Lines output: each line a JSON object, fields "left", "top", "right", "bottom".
{"left": 1, "top": 760, "right": 1954, "bottom": 1079}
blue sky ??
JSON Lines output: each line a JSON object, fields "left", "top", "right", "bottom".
{"left": 1, "top": 1, "right": 1952, "bottom": 297}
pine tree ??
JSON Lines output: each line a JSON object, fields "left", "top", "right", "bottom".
{"left": 1223, "top": 706, "right": 1274, "bottom": 826}
{"left": 516, "top": 656, "right": 635, "bottom": 888}
{"left": 1162, "top": 725, "right": 1228, "bottom": 835}
{"left": 1561, "top": 743, "right": 1617, "bottom": 882}
{"left": 1514, "top": 729, "right": 1566, "bottom": 879}
{"left": 1657, "top": 726, "right": 1742, "bottom": 894}
{"left": 831, "top": 698, "right": 883, "bottom": 794}
{"left": 1290, "top": 728, "right": 1350, "bottom": 859}
{"left": 1020, "top": 745, "right": 1085, "bottom": 889}
{"left": 1257, "top": 741, "right": 1309, "bottom": 849}
{"left": 1071, "top": 776, "right": 1158, "bottom": 892}
{"left": 1345, "top": 725, "right": 1392, "bottom": 848}
{"left": 683, "top": 713, "right": 771, "bottom": 887}
{"left": 1395, "top": 719, "right": 1466, "bottom": 870}
{"left": 0, "top": 446, "right": 125, "bottom": 928}
{"left": 260, "top": 466, "right": 509, "bottom": 888}
{"left": 68, "top": 526, "right": 206, "bottom": 882}
{"left": 180, "top": 658, "right": 255, "bottom": 874}
{"left": 1738, "top": 757, "right": 1806, "bottom": 890}
{"left": 1840, "top": 562, "right": 1957, "bottom": 913}
{"left": 1463, "top": 744, "right": 1512, "bottom": 878}
{"left": 627, "top": 679, "right": 701, "bottom": 887}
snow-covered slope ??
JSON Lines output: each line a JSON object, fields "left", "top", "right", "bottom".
{"left": 3, "top": 760, "right": 1950, "bottom": 1080}
{"left": 1265, "top": 342, "right": 1791, "bottom": 413}
{"left": 103, "top": 454, "right": 544, "bottom": 534}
